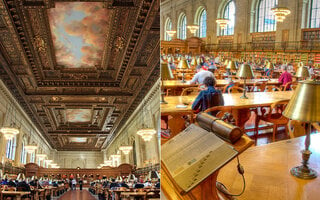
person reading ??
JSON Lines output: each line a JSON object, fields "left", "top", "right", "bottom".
{"left": 278, "top": 65, "right": 292, "bottom": 90}
{"left": 190, "top": 65, "right": 214, "bottom": 85}
{"left": 192, "top": 77, "right": 224, "bottom": 115}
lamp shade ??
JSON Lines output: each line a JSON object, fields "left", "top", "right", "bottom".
{"left": 237, "top": 64, "right": 254, "bottom": 79}
{"left": 283, "top": 80, "right": 320, "bottom": 122}
{"left": 161, "top": 62, "right": 174, "bottom": 80}
{"left": 296, "top": 67, "right": 310, "bottom": 79}
{"left": 226, "top": 61, "right": 238, "bottom": 70}
{"left": 190, "top": 57, "right": 198, "bottom": 66}
{"left": 177, "top": 58, "right": 190, "bottom": 69}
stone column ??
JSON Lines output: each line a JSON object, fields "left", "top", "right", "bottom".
{"left": 14, "top": 130, "right": 23, "bottom": 166}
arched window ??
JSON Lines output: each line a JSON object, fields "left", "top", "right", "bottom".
{"left": 30, "top": 152, "right": 35, "bottom": 163}
{"left": 178, "top": 14, "right": 187, "bottom": 39}
{"left": 199, "top": 9, "right": 207, "bottom": 37}
{"left": 222, "top": 1, "right": 236, "bottom": 35}
{"left": 310, "top": 0, "right": 320, "bottom": 28}
{"left": 6, "top": 137, "right": 17, "bottom": 160}
{"left": 20, "top": 142, "right": 27, "bottom": 164}
{"left": 165, "top": 18, "right": 173, "bottom": 41}
{"left": 257, "top": 0, "right": 278, "bottom": 32}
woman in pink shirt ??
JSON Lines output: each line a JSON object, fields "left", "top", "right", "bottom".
{"left": 278, "top": 65, "right": 292, "bottom": 90}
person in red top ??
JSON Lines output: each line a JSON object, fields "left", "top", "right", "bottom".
{"left": 278, "top": 65, "right": 292, "bottom": 90}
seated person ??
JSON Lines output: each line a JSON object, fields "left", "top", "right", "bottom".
{"left": 192, "top": 77, "right": 224, "bottom": 115}
{"left": 155, "top": 180, "right": 160, "bottom": 189}
{"left": 120, "top": 181, "right": 129, "bottom": 189}
{"left": 134, "top": 182, "right": 145, "bottom": 189}
{"left": 190, "top": 65, "right": 214, "bottom": 85}
{"left": 144, "top": 181, "right": 152, "bottom": 188}
{"left": 7, "top": 179, "right": 16, "bottom": 187}
{"left": 17, "top": 180, "right": 31, "bottom": 191}
{"left": 278, "top": 65, "right": 292, "bottom": 90}
{"left": 109, "top": 179, "right": 120, "bottom": 189}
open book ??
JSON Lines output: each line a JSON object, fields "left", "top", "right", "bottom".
{"left": 162, "top": 124, "right": 238, "bottom": 192}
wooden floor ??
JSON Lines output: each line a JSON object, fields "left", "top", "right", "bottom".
{"left": 58, "top": 190, "right": 96, "bottom": 200}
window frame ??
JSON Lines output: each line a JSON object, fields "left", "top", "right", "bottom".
{"left": 256, "top": 0, "right": 278, "bottom": 32}
{"left": 199, "top": 9, "right": 207, "bottom": 38}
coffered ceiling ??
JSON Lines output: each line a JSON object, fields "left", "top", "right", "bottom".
{"left": 0, "top": 0, "right": 160, "bottom": 150}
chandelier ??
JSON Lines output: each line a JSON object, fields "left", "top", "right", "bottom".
{"left": 166, "top": 30, "right": 176, "bottom": 37}
{"left": 0, "top": 127, "right": 19, "bottom": 140}
{"left": 216, "top": 18, "right": 230, "bottom": 29}
{"left": 271, "top": 7, "right": 291, "bottom": 22}
{"left": 24, "top": 145, "right": 37, "bottom": 154}
{"left": 36, "top": 154, "right": 47, "bottom": 160}
{"left": 119, "top": 145, "right": 133, "bottom": 155}
{"left": 187, "top": 25, "right": 199, "bottom": 34}
{"left": 137, "top": 128, "right": 156, "bottom": 141}
{"left": 110, "top": 154, "right": 121, "bottom": 159}
{"left": 45, "top": 159, "right": 53, "bottom": 164}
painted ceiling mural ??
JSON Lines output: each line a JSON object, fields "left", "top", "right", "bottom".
{"left": 66, "top": 109, "right": 92, "bottom": 123}
{"left": 48, "top": 2, "right": 109, "bottom": 68}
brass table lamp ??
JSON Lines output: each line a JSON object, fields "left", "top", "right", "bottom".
{"left": 190, "top": 57, "right": 198, "bottom": 68}
{"left": 283, "top": 80, "right": 320, "bottom": 179}
{"left": 237, "top": 64, "right": 254, "bottom": 99}
{"left": 226, "top": 61, "right": 238, "bottom": 81}
{"left": 296, "top": 66, "right": 310, "bottom": 80}
{"left": 177, "top": 58, "right": 190, "bottom": 83}
{"left": 161, "top": 61, "right": 174, "bottom": 104}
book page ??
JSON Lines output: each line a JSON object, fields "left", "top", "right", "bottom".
{"left": 162, "top": 124, "right": 238, "bottom": 192}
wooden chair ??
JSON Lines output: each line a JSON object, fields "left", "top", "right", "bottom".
{"left": 228, "top": 86, "right": 244, "bottom": 94}
{"left": 252, "top": 81, "right": 268, "bottom": 92}
{"left": 265, "top": 85, "right": 281, "bottom": 92}
{"left": 281, "top": 81, "right": 292, "bottom": 91}
{"left": 288, "top": 121, "right": 320, "bottom": 139}
{"left": 255, "top": 100, "right": 289, "bottom": 141}
{"left": 180, "top": 87, "right": 199, "bottom": 96}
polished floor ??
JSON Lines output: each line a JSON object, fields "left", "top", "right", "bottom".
{"left": 58, "top": 190, "right": 96, "bottom": 200}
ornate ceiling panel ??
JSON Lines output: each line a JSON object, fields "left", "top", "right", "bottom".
{"left": 0, "top": 0, "right": 160, "bottom": 150}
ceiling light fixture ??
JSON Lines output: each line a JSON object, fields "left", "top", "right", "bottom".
{"left": 119, "top": 145, "right": 133, "bottom": 155}
{"left": 187, "top": 25, "right": 199, "bottom": 34}
{"left": 271, "top": 7, "right": 291, "bottom": 22}
{"left": 216, "top": 18, "right": 230, "bottom": 29}
{"left": 166, "top": 30, "right": 176, "bottom": 37}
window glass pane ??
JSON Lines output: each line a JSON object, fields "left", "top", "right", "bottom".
{"left": 310, "top": 0, "right": 320, "bottom": 28}
{"left": 165, "top": 19, "right": 172, "bottom": 41}
{"left": 178, "top": 14, "right": 187, "bottom": 39}
{"left": 257, "top": 0, "right": 277, "bottom": 32}
{"left": 222, "top": 1, "right": 236, "bottom": 35}
{"left": 199, "top": 10, "right": 207, "bottom": 37}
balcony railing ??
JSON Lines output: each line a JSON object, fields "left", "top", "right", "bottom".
{"left": 205, "top": 41, "right": 320, "bottom": 52}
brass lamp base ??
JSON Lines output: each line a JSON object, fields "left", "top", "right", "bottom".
{"left": 290, "top": 150, "right": 317, "bottom": 179}
{"left": 240, "top": 95, "right": 248, "bottom": 99}
{"left": 161, "top": 90, "right": 168, "bottom": 104}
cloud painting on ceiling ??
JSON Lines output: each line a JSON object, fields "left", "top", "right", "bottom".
{"left": 66, "top": 109, "right": 92, "bottom": 123}
{"left": 48, "top": 2, "right": 109, "bottom": 68}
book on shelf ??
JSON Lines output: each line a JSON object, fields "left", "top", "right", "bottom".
{"left": 161, "top": 124, "right": 238, "bottom": 193}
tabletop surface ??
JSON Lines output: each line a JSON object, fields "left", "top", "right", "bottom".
{"left": 161, "top": 91, "right": 294, "bottom": 114}
{"left": 218, "top": 134, "right": 320, "bottom": 200}
{"left": 1, "top": 191, "right": 31, "bottom": 195}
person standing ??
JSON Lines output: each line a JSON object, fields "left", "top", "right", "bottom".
{"left": 79, "top": 179, "right": 83, "bottom": 190}
{"left": 72, "top": 179, "right": 77, "bottom": 190}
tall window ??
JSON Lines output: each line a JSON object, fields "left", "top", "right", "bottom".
{"left": 30, "top": 152, "right": 35, "bottom": 163}
{"left": 165, "top": 18, "right": 173, "bottom": 41}
{"left": 20, "top": 142, "right": 27, "bottom": 164}
{"left": 310, "top": 0, "right": 320, "bottom": 28}
{"left": 6, "top": 137, "right": 17, "bottom": 160}
{"left": 199, "top": 9, "right": 207, "bottom": 37}
{"left": 257, "top": 0, "right": 278, "bottom": 32}
{"left": 222, "top": 1, "right": 236, "bottom": 35}
{"left": 178, "top": 14, "right": 187, "bottom": 39}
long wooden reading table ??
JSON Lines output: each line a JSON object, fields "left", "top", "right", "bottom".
{"left": 161, "top": 91, "right": 294, "bottom": 139}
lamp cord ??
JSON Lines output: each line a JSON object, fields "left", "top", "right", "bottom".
{"left": 216, "top": 156, "right": 246, "bottom": 197}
